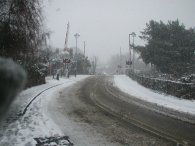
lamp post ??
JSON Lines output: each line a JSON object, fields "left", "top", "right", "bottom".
{"left": 130, "top": 32, "right": 136, "bottom": 72}
{"left": 74, "top": 33, "right": 80, "bottom": 76}
{"left": 129, "top": 34, "right": 131, "bottom": 67}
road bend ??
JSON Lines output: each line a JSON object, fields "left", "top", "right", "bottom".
{"left": 80, "top": 76, "right": 195, "bottom": 146}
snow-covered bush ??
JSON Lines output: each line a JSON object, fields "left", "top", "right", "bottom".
{"left": 21, "top": 59, "right": 46, "bottom": 88}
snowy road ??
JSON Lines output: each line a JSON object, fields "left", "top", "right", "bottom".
{"left": 48, "top": 76, "right": 172, "bottom": 146}
{"left": 71, "top": 75, "right": 195, "bottom": 146}
{"left": 0, "top": 75, "right": 195, "bottom": 146}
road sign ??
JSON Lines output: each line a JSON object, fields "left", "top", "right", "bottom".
{"left": 63, "top": 58, "right": 71, "bottom": 63}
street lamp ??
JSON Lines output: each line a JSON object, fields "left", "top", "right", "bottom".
{"left": 129, "top": 32, "right": 136, "bottom": 71}
{"left": 74, "top": 33, "right": 80, "bottom": 76}
{"left": 128, "top": 34, "right": 131, "bottom": 66}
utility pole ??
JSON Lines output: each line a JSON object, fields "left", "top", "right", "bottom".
{"left": 120, "top": 47, "right": 122, "bottom": 74}
{"left": 74, "top": 33, "right": 80, "bottom": 77}
{"left": 83, "top": 41, "right": 86, "bottom": 74}
{"left": 84, "top": 41, "right": 86, "bottom": 57}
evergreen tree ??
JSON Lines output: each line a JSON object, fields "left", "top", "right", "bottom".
{"left": 75, "top": 53, "right": 91, "bottom": 74}
{"left": 140, "top": 20, "right": 195, "bottom": 75}
{"left": 0, "top": 0, "right": 43, "bottom": 59}
{"left": 0, "top": 0, "right": 48, "bottom": 87}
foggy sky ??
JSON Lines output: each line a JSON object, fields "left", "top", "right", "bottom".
{"left": 44, "top": 0, "right": 195, "bottom": 63}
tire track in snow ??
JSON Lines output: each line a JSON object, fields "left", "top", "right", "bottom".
{"left": 87, "top": 76, "right": 194, "bottom": 146}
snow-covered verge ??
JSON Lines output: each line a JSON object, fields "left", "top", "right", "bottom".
{"left": 114, "top": 75, "right": 195, "bottom": 115}
{"left": 0, "top": 75, "right": 89, "bottom": 146}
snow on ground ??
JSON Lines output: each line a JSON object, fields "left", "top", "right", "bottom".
{"left": 114, "top": 75, "right": 195, "bottom": 115}
{"left": 0, "top": 75, "right": 89, "bottom": 146}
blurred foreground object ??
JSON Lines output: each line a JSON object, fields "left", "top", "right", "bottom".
{"left": 0, "top": 57, "right": 26, "bottom": 118}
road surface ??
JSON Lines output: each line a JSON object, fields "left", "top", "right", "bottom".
{"left": 48, "top": 75, "right": 195, "bottom": 146}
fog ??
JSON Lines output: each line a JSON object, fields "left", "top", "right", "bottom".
{"left": 44, "top": 0, "right": 195, "bottom": 64}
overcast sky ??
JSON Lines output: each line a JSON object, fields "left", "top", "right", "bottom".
{"left": 44, "top": 0, "right": 195, "bottom": 63}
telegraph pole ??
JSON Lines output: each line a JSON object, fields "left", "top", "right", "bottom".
{"left": 83, "top": 41, "right": 86, "bottom": 74}
{"left": 120, "top": 47, "right": 122, "bottom": 74}
{"left": 84, "top": 41, "right": 86, "bottom": 57}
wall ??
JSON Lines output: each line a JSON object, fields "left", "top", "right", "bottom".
{"left": 128, "top": 72, "right": 195, "bottom": 99}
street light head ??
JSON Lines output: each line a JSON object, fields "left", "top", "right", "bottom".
{"left": 130, "top": 32, "right": 136, "bottom": 37}
{"left": 74, "top": 33, "right": 80, "bottom": 39}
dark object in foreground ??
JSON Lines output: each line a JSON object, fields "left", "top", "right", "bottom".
{"left": 34, "top": 136, "right": 74, "bottom": 146}
{"left": 0, "top": 57, "right": 26, "bottom": 118}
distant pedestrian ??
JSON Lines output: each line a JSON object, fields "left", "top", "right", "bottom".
{"left": 65, "top": 68, "right": 68, "bottom": 78}
{"left": 52, "top": 70, "right": 55, "bottom": 79}
{"left": 74, "top": 68, "right": 77, "bottom": 77}
{"left": 67, "top": 69, "right": 70, "bottom": 78}
{"left": 67, "top": 70, "right": 69, "bottom": 78}
{"left": 56, "top": 69, "right": 60, "bottom": 80}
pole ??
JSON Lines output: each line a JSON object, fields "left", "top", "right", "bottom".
{"left": 74, "top": 33, "right": 80, "bottom": 77}
{"left": 132, "top": 35, "right": 134, "bottom": 71}
{"left": 64, "top": 22, "right": 70, "bottom": 51}
{"left": 131, "top": 32, "right": 136, "bottom": 72}
{"left": 120, "top": 47, "right": 122, "bottom": 74}
{"left": 84, "top": 41, "right": 86, "bottom": 57}
{"left": 83, "top": 41, "right": 86, "bottom": 74}
{"left": 129, "top": 34, "right": 131, "bottom": 65}
{"left": 76, "top": 37, "right": 78, "bottom": 76}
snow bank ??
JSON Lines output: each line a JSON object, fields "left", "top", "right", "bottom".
{"left": 114, "top": 75, "right": 195, "bottom": 115}
{"left": 0, "top": 75, "right": 89, "bottom": 146}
